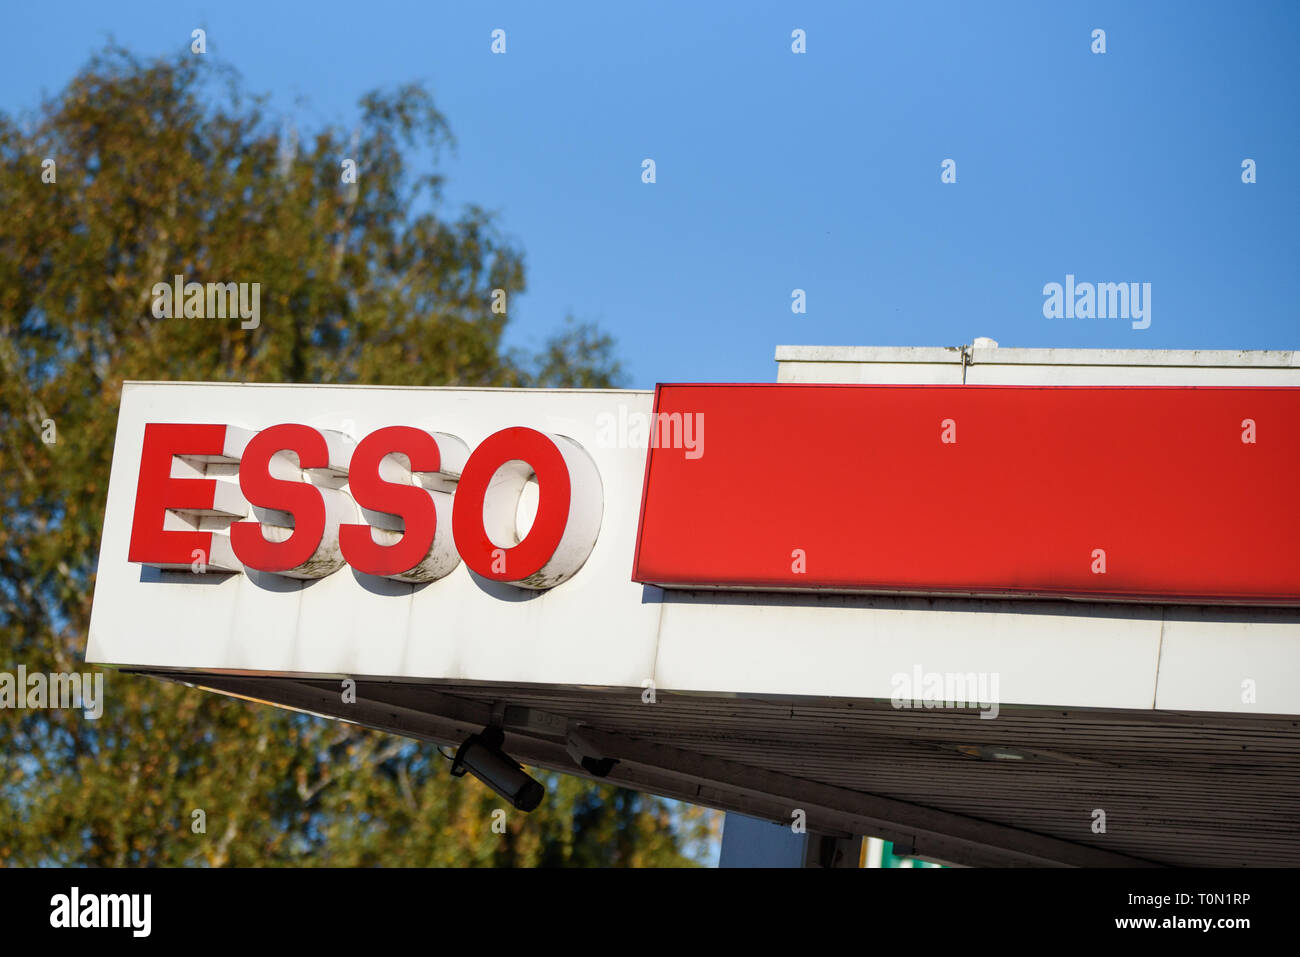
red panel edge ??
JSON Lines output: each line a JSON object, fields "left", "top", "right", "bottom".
{"left": 629, "top": 382, "right": 664, "bottom": 587}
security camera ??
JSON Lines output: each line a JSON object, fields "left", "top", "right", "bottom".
{"left": 449, "top": 726, "right": 544, "bottom": 812}
{"left": 566, "top": 728, "right": 618, "bottom": 778}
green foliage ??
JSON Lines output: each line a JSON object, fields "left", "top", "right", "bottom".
{"left": 0, "top": 47, "right": 713, "bottom": 866}
{"left": 525, "top": 316, "right": 625, "bottom": 389}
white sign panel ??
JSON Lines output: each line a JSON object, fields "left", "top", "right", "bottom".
{"left": 87, "top": 382, "right": 659, "bottom": 688}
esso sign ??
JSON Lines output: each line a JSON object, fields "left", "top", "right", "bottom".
{"left": 126, "top": 422, "right": 603, "bottom": 590}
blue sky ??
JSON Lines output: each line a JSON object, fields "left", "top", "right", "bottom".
{"left": 4, "top": 1, "right": 1297, "bottom": 388}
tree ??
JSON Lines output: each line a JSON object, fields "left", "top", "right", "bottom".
{"left": 0, "top": 46, "right": 714, "bottom": 866}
